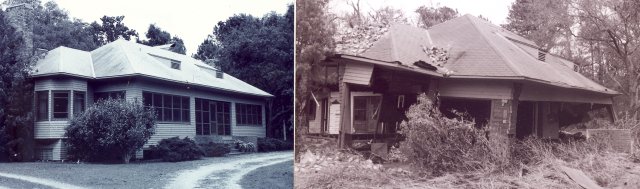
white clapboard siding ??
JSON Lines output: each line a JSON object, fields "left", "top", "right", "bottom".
{"left": 34, "top": 121, "right": 68, "bottom": 139}
{"left": 343, "top": 62, "right": 374, "bottom": 86}
{"left": 328, "top": 92, "right": 341, "bottom": 135}
{"left": 34, "top": 78, "right": 87, "bottom": 92}
{"left": 439, "top": 79, "right": 513, "bottom": 100}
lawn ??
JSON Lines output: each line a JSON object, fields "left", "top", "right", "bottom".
{"left": 240, "top": 160, "right": 293, "bottom": 189}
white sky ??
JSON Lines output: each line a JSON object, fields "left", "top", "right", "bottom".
{"left": 51, "top": 0, "right": 292, "bottom": 55}
{"left": 328, "top": 0, "right": 515, "bottom": 26}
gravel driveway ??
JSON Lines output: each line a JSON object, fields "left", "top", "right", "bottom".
{"left": 165, "top": 151, "right": 292, "bottom": 189}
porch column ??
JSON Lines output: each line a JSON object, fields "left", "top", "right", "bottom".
{"left": 338, "top": 82, "right": 351, "bottom": 148}
{"left": 489, "top": 99, "right": 512, "bottom": 157}
{"left": 509, "top": 83, "right": 522, "bottom": 136}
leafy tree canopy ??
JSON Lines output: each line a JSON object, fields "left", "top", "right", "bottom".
{"left": 138, "top": 24, "right": 186, "bottom": 54}
{"left": 194, "top": 4, "right": 293, "bottom": 139}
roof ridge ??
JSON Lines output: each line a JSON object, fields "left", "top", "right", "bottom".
{"left": 58, "top": 47, "right": 64, "bottom": 73}
{"left": 116, "top": 40, "right": 136, "bottom": 74}
{"left": 465, "top": 15, "right": 524, "bottom": 77}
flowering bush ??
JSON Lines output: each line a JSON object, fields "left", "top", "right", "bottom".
{"left": 65, "top": 99, "right": 156, "bottom": 163}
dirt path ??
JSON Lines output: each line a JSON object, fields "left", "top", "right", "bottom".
{"left": 0, "top": 172, "right": 86, "bottom": 189}
{"left": 165, "top": 151, "right": 292, "bottom": 189}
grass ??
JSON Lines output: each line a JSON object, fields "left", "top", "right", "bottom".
{"left": 0, "top": 154, "right": 277, "bottom": 189}
{"left": 240, "top": 160, "right": 293, "bottom": 189}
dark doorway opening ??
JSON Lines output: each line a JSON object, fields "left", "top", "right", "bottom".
{"left": 516, "top": 101, "right": 536, "bottom": 139}
{"left": 439, "top": 98, "right": 491, "bottom": 128}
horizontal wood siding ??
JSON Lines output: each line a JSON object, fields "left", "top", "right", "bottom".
{"left": 34, "top": 121, "right": 67, "bottom": 139}
{"left": 34, "top": 78, "right": 88, "bottom": 92}
{"left": 133, "top": 79, "right": 267, "bottom": 148}
{"left": 343, "top": 62, "right": 374, "bottom": 86}
{"left": 439, "top": 79, "right": 513, "bottom": 100}
{"left": 328, "top": 92, "right": 340, "bottom": 135}
{"left": 519, "top": 83, "right": 612, "bottom": 104}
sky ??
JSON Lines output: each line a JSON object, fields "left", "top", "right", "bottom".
{"left": 51, "top": 0, "right": 292, "bottom": 55}
{"left": 328, "top": 0, "right": 516, "bottom": 26}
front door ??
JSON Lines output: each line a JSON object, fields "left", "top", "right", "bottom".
{"left": 353, "top": 96, "right": 382, "bottom": 133}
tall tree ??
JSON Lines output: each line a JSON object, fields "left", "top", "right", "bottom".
{"left": 32, "top": 1, "right": 99, "bottom": 51}
{"left": 0, "top": 9, "right": 34, "bottom": 161}
{"left": 415, "top": 6, "right": 459, "bottom": 28}
{"left": 296, "top": 0, "right": 335, "bottom": 139}
{"left": 89, "top": 15, "right": 138, "bottom": 45}
{"left": 573, "top": 0, "right": 640, "bottom": 118}
{"left": 138, "top": 24, "right": 186, "bottom": 54}
{"left": 502, "top": 0, "right": 573, "bottom": 53}
{"left": 194, "top": 4, "right": 294, "bottom": 140}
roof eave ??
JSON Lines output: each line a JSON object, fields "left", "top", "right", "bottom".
{"left": 336, "top": 54, "right": 443, "bottom": 77}
{"left": 95, "top": 73, "right": 274, "bottom": 98}
{"left": 447, "top": 74, "right": 620, "bottom": 96}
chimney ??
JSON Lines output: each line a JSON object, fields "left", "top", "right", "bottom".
{"left": 5, "top": 0, "right": 35, "bottom": 59}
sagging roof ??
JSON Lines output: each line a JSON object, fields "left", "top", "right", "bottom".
{"left": 32, "top": 39, "right": 272, "bottom": 97}
{"left": 350, "top": 14, "right": 617, "bottom": 95}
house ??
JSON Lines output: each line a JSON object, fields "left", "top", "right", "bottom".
{"left": 30, "top": 39, "right": 272, "bottom": 160}
{"left": 307, "top": 14, "right": 618, "bottom": 150}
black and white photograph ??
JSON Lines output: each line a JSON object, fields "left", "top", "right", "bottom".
{"left": 0, "top": 0, "right": 293, "bottom": 188}
{"left": 295, "top": 0, "right": 640, "bottom": 188}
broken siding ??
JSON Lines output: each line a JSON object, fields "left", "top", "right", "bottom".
{"left": 343, "top": 62, "right": 374, "bottom": 86}
{"left": 328, "top": 92, "right": 341, "bottom": 135}
{"left": 439, "top": 79, "right": 512, "bottom": 100}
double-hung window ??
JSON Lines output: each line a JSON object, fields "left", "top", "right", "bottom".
{"left": 52, "top": 91, "right": 69, "bottom": 119}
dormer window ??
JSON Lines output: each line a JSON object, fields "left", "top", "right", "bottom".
{"left": 171, "top": 61, "right": 180, "bottom": 70}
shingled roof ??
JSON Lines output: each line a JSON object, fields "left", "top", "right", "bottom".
{"left": 32, "top": 39, "right": 272, "bottom": 97}
{"left": 353, "top": 14, "right": 616, "bottom": 95}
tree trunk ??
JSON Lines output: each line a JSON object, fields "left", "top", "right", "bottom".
{"left": 123, "top": 153, "right": 131, "bottom": 164}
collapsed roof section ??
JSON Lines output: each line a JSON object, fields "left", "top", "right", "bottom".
{"left": 337, "top": 14, "right": 617, "bottom": 96}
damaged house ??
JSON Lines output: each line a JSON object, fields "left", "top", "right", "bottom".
{"left": 306, "top": 14, "right": 618, "bottom": 150}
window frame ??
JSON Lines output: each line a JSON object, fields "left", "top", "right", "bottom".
{"left": 52, "top": 90, "right": 70, "bottom": 120}
{"left": 142, "top": 91, "right": 190, "bottom": 123}
{"left": 235, "top": 103, "right": 262, "bottom": 126}
{"left": 35, "top": 91, "right": 49, "bottom": 121}
{"left": 73, "top": 91, "right": 86, "bottom": 116}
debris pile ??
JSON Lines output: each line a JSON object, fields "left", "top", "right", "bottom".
{"left": 334, "top": 22, "right": 389, "bottom": 55}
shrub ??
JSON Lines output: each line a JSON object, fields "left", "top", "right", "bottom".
{"left": 200, "top": 142, "right": 230, "bottom": 157}
{"left": 398, "top": 94, "right": 501, "bottom": 175}
{"left": 257, "top": 137, "right": 293, "bottom": 152}
{"left": 65, "top": 99, "right": 156, "bottom": 163}
{"left": 152, "top": 137, "right": 203, "bottom": 162}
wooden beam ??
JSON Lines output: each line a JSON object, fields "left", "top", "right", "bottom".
{"left": 509, "top": 83, "right": 522, "bottom": 135}
{"left": 339, "top": 82, "right": 351, "bottom": 148}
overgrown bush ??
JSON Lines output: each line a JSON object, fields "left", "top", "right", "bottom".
{"left": 257, "top": 137, "right": 293, "bottom": 152}
{"left": 200, "top": 142, "right": 230, "bottom": 157}
{"left": 65, "top": 99, "right": 156, "bottom": 163}
{"left": 398, "top": 94, "right": 501, "bottom": 175}
{"left": 151, "top": 137, "right": 203, "bottom": 162}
